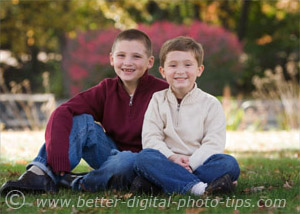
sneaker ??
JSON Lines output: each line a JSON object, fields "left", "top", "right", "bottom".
{"left": 130, "top": 176, "right": 161, "bottom": 195}
{"left": 205, "top": 174, "right": 234, "bottom": 194}
{"left": 0, "top": 170, "right": 58, "bottom": 196}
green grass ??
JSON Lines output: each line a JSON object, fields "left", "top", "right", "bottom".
{"left": 0, "top": 150, "right": 299, "bottom": 214}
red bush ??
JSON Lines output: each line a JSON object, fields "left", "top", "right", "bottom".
{"left": 65, "top": 21, "right": 243, "bottom": 96}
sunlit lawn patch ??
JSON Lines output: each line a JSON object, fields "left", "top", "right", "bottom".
{"left": 0, "top": 150, "right": 299, "bottom": 214}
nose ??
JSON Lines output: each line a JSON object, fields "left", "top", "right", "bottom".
{"left": 175, "top": 65, "right": 185, "bottom": 74}
{"left": 123, "top": 56, "right": 133, "bottom": 66}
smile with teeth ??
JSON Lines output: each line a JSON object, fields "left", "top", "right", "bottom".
{"left": 122, "top": 68, "right": 135, "bottom": 73}
{"left": 174, "top": 77, "right": 187, "bottom": 80}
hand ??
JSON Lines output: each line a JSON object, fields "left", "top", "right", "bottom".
{"left": 55, "top": 171, "right": 65, "bottom": 176}
{"left": 168, "top": 154, "right": 192, "bottom": 173}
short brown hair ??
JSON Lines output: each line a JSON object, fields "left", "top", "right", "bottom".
{"left": 112, "top": 29, "right": 152, "bottom": 57}
{"left": 159, "top": 36, "right": 204, "bottom": 67}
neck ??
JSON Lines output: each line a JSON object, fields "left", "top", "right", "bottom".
{"left": 171, "top": 88, "right": 191, "bottom": 99}
{"left": 173, "top": 91, "right": 187, "bottom": 99}
{"left": 123, "top": 82, "right": 138, "bottom": 95}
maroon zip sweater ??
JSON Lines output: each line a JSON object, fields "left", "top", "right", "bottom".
{"left": 45, "top": 72, "right": 168, "bottom": 172}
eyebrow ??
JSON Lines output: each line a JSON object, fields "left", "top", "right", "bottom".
{"left": 167, "top": 59, "right": 194, "bottom": 63}
{"left": 115, "top": 51, "right": 144, "bottom": 55}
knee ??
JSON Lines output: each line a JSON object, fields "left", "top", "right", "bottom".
{"left": 109, "top": 151, "right": 137, "bottom": 175}
{"left": 136, "top": 149, "right": 160, "bottom": 163}
{"left": 73, "top": 114, "right": 95, "bottom": 127}
{"left": 135, "top": 149, "right": 162, "bottom": 169}
{"left": 73, "top": 113, "right": 94, "bottom": 121}
{"left": 222, "top": 154, "right": 240, "bottom": 181}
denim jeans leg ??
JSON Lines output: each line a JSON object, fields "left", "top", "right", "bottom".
{"left": 134, "top": 149, "right": 200, "bottom": 194}
{"left": 75, "top": 150, "right": 138, "bottom": 192}
{"left": 193, "top": 154, "right": 240, "bottom": 184}
{"left": 27, "top": 114, "right": 117, "bottom": 184}
{"left": 68, "top": 114, "right": 117, "bottom": 170}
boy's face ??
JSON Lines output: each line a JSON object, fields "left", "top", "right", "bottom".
{"left": 159, "top": 51, "right": 204, "bottom": 98}
{"left": 110, "top": 40, "right": 154, "bottom": 90}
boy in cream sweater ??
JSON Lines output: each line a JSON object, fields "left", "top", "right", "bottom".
{"left": 134, "top": 36, "right": 240, "bottom": 196}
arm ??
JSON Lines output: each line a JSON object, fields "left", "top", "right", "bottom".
{"left": 189, "top": 99, "right": 226, "bottom": 171}
{"left": 45, "top": 82, "right": 106, "bottom": 173}
{"left": 142, "top": 95, "right": 175, "bottom": 158}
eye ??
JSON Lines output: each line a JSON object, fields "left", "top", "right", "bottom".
{"left": 185, "top": 63, "right": 192, "bottom": 67}
{"left": 117, "top": 54, "right": 125, "bottom": 57}
{"left": 134, "top": 55, "right": 142, "bottom": 58}
{"left": 168, "top": 64, "right": 176, "bottom": 68}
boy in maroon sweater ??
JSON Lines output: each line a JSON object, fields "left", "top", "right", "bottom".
{"left": 0, "top": 29, "right": 168, "bottom": 193}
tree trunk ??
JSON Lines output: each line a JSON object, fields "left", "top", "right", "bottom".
{"left": 59, "top": 34, "right": 70, "bottom": 98}
{"left": 237, "top": 0, "right": 251, "bottom": 41}
{"left": 30, "top": 45, "right": 39, "bottom": 79}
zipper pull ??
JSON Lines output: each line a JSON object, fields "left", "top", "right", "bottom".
{"left": 129, "top": 95, "right": 133, "bottom": 106}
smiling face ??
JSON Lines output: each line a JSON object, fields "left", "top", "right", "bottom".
{"left": 159, "top": 51, "right": 204, "bottom": 99}
{"left": 110, "top": 40, "right": 154, "bottom": 94}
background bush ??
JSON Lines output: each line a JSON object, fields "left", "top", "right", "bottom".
{"left": 65, "top": 21, "right": 243, "bottom": 96}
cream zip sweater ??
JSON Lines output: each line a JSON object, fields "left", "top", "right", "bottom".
{"left": 142, "top": 84, "right": 226, "bottom": 171}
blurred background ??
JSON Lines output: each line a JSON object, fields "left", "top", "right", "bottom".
{"left": 0, "top": 0, "right": 299, "bottom": 134}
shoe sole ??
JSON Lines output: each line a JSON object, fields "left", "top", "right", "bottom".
{"left": 0, "top": 181, "right": 58, "bottom": 197}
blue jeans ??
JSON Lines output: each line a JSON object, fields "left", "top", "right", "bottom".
{"left": 28, "top": 114, "right": 137, "bottom": 192}
{"left": 134, "top": 149, "right": 240, "bottom": 194}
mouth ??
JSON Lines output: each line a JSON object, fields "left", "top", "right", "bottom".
{"left": 174, "top": 77, "right": 187, "bottom": 81}
{"left": 122, "top": 68, "right": 135, "bottom": 73}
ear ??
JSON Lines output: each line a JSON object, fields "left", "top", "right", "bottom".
{"left": 109, "top": 53, "right": 114, "bottom": 66}
{"left": 197, "top": 65, "right": 204, "bottom": 77}
{"left": 159, "top": 66, "right": 166, "bottom": 79}
{"left": 147, "top": 56, "right": 155, "bottom": 69}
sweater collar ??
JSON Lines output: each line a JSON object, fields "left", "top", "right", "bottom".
{"left": 167, "top": 83, "right": 200, "bottom": 104}
{"left": 116, "top": 70, "right": 150, "bottom": 95}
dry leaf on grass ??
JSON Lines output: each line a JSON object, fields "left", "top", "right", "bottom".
{"left": 283, "top": 181, "right": 292, "bottom": 189}
{"left": 123, "top": 193, "right": 133, "bottom": 199}
{"left": 233, "top": 210, "right": 240, "bottom": 214}
{"left": 243, "top": 186, "right": 265, "bottom": 193}
{"left": 251, "top": 186, "right": 265, "bottom": 192}
{"left": 274, "top": 169, "right": 280, "bottom": 174}
{"left": 185, "top": 207, "right": 206, "bottom": 214}
{"left": 95, "top": 198, "right": 113, "bottom": 207}
{"left": 71, "top": 207, "right": 79, "bottom": 214}
{"left": 8, "top": 170, "right": 21, "bottom": 177}
{"left": 243, "top": 187, "right": 251, "bottom": 193}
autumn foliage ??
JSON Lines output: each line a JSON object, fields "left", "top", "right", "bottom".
{"left": 65, "top": 21, "right": 243, "bottom": 96}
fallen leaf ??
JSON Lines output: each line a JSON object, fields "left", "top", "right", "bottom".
{"left": 283, "top": 181, "right": 292, "bottom": 189}
{"left": 123, "top": 193, "right": 133, "bottom": 199}
{"left": 158, "top": 205, "right": 166, "bottom": 210}
{"left": 258, "top": 200, "right": 265, "bottom": 209}
{"left": 185, "top": 207, "right": 206, "bottom": 214}
{"left": 274, "top": 169, "right": 280, "bottom": 173}
{"left": 243, "top": 188, "right": 251, "bottom": 193}
{"left": 8, "top": 170, "right": 21, "bottom": 177}
{"left": 71, "top": 207, "right": 79, "bottom": 214}
{"left": 214, "top": 196, "right": 223, "bottom": 202}
{"left": 95, "top": 198, "right": 112, "bottom": 207}
{"left": 251, "top": 186, "right": 265, "bottom": 193}
{"left": 233, "top": 210, "right": 240, "bottom": 214}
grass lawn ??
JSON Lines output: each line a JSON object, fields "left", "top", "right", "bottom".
{"left": 0, "top": 150, "right": 299, "bottom": 214}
